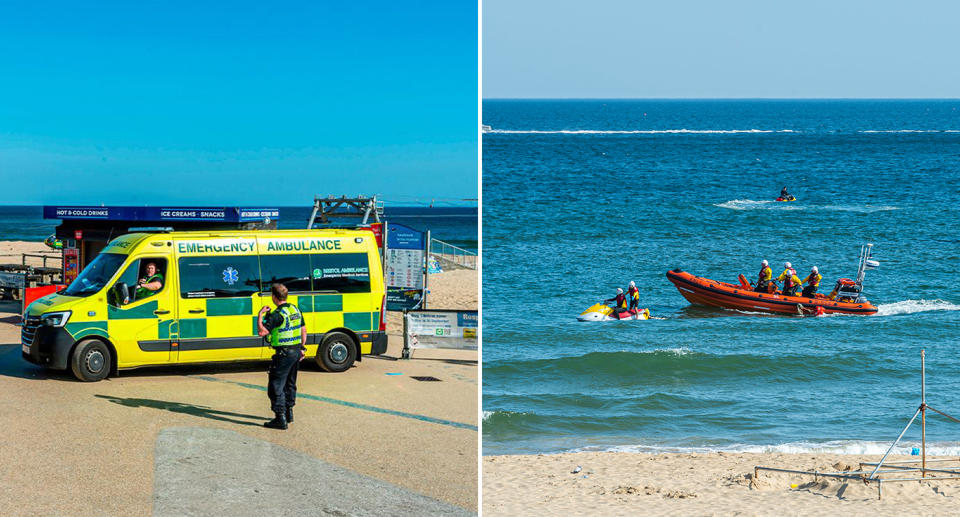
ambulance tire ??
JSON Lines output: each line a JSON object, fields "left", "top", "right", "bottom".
{"left": 317, "top": 332, "right": 357, "bottom": 373}
{"left": 71, "top": 339, "right": 111, "bottom": 382}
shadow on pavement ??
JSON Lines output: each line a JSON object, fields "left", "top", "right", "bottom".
{"left": 0, "top": 344, "right": 74, "bottom": 381}
{"left": 95, "top": 394, "right": 265, "bottom": 426}
{"left": 398, "top": 357, "right": 478, "bottom": 366}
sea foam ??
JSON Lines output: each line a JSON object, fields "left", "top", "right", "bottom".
{"left": 570, "top": 440, "right": 960, "bottom": 456}
{"left": 876, "top": 299, "right": 960, "bottom": 316}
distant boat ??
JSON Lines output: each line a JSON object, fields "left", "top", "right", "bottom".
{"left": 481, "top": 124, "right": 492, "bottom": 133}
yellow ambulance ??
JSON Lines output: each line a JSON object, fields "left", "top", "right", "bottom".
{"left": 21, "top": 229, "right": 387, "bottom": 381}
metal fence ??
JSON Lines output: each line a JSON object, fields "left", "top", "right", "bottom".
{"left": 430, "top": 238, "right": 477, "bottom": 270}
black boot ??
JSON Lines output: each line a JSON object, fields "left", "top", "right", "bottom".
{"left": 264, "top": 411, "right": 288, "bottom": 430}
{"left": 285, "top": 407, "right": 294, "bottom": 424}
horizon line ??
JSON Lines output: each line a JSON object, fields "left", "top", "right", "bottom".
{"left": 482, "top": 97, "right": 960, "bottom": 101}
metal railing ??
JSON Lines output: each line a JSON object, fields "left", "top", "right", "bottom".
{"left": 430, "top": 239, "right": 477, "bottom": 270}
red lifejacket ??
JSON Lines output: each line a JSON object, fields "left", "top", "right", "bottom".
{"left": 784, "top": 268, "right": 797, "bottom": 288}
{"left": 758, "top": 266, "right": 771, "bottom": 282}
{"left": 616, "top": 294, "right": 626, "bottom": 307}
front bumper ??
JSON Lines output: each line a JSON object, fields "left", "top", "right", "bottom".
{"left": 21, "top": 318, "right": 73, "bottom": 370}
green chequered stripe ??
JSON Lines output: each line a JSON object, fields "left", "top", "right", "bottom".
{"left": 179, "top": 318, "right": 206, "bottom": 339}
{"left": 343, "top": 312, "right": 374, "bottom": 331}
{"left": 158, "top": 320, "right": 176, "bottom": 339}
{"left": 107, "top": 300, "right": 158, "bottom": 320}
{"left": 66, "top": 321, "right": 108, "bottom": 339}
{"left": 207, "top": 298, "right": 253, "bottom": 316}
{"left": 297, "top": 294, "right": 343, "bottom": 313}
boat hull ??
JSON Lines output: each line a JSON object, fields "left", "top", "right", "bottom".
{"left": 666, "top": 270, "right": 877, "bottom": 315}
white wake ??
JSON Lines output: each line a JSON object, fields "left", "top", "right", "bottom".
{"left": 876, "top": 299, "right": 960, "bottom": 316}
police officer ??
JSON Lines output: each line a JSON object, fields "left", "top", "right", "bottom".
{"left": 257, "top": 283, "right": 307, "bottom": 430}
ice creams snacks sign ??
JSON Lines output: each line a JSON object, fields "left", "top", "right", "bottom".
{"left": 402, "top": 310, "right": 478, "bottom": 359}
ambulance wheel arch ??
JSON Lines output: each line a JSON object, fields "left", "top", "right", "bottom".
{"left": 316, "top": 330, "right": 359, "bottom": 373}
{"left": 70, "top": 337, "right": 117, "bottom": 382}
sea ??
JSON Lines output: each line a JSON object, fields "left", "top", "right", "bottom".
{"left": 482, "top": 100, "right": 960, "bottom": 456}
{"left": 0, "top": 206, "right": 477, "bottom": 252}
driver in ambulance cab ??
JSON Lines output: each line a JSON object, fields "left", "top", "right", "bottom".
{"left": 135, "top": 262, "right": 164, "bottom": 299}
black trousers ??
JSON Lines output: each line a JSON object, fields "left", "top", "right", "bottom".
{"left": 268, "top": 346, "right": 300, "bottom": 413}
{"left": 802, "top": 285, "right": 818, "bottom": 297}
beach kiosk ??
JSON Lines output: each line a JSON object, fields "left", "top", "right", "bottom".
{"left": 44, "top": 206, "right": 279, "bottom": 285}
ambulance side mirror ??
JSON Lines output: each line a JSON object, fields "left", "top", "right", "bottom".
{"left": 113, "top": 282, "right": 131, "bottom": 306}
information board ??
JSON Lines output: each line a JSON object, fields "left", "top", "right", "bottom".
{"left": 385, "top": 222, "right": 427, "bottom": 311}
{"left": 402, "top": 310, "right": 478, "bottom": 358}
{"left": 386, "top": 249, "right": 425, "bottom": 289}
{"left": 386, "top": 287, "right": 424, "bottom": 311}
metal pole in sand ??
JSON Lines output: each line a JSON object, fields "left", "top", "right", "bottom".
{"left": 922, "top": 349, "right": 926, "bottom": 478}
{"left": 868, "top": 405, "right": 922, "bottom": 479}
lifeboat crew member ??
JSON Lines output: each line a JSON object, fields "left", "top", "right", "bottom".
{"left": 780, "top": 187, "right": 789, "bottom": 198}
{"left": 801, "top": 266, "right": 822, "bottom": 298}
{"left": 776, "top": 262, "right": 803, "bottom": 296}
{"left": 605, "top": 288, "right": 628, "bottom": 318}
{"left": 756, "top": 260, "right": 773, "bottom": 293}
{"left": 627, "top": 281, "right": 640, "bottom": 311}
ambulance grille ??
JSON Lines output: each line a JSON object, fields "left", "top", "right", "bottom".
{"left": 21, "top": 318, "right": 40, "bottom": 346}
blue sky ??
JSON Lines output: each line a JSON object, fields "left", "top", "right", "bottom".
{"left": 483, "top": 0, "right": 960, "bottom": 98}
{"left": 0, "top": 1, "right": 478, "bottom": 205}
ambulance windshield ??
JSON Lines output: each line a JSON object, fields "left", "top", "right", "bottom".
{"left": 62, "top": 253, "right": 128, "bottom": 297}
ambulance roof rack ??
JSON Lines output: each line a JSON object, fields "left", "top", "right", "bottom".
{"left": 307, "top": 195, "right": 383, "bottom": 228}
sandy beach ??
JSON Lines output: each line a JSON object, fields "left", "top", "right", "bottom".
{"left": 483, "top": 450, "right": 960, "bottom": 516}
{"left": 0, "top": 240, "right": 478, "bottom": 515}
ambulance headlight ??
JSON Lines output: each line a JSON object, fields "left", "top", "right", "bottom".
{"left": 41, "top": 311, "right": 71, "bottom": 327}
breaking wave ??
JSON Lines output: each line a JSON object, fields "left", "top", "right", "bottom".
{"left": 570, "top": 440, "right": 960, "bottom": 456}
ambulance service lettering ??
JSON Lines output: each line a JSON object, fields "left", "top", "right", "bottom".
{"left": 265, "top": 239, "right": 342, "bottom": 252}
{"left": 177, "top": 241, "right": 256, "bottom": 254}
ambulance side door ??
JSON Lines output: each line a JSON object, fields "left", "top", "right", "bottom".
{"left": 175, "top": 251, "right": 264, "bottom": 363}
{"left": 106, "top": 252, "right": 176, "bottom": 366}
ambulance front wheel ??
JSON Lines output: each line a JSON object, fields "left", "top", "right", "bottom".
{"left": 71, "top": 339, "right": 111, "bottom": 382}
{"left": 317, "top": 332, "right": 357, "bottom": 373}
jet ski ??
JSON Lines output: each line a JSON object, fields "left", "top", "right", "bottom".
{"left": 577, "top": 302, "right": 650, "bottom": 321}
{"left": 775, "top": 195, "right": 797, "bottom": 202}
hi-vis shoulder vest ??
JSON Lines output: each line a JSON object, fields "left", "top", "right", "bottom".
{"left": 271, "top": 304, "right": 304, "bottom": 348}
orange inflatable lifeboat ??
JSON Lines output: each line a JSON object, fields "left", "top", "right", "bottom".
{"left": 665, "top": 270, "right": 878, "bottom": 315}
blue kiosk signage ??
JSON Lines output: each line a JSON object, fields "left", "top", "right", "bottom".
{"left": 43, "top": 206, "right": 279, "bottom": 223}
